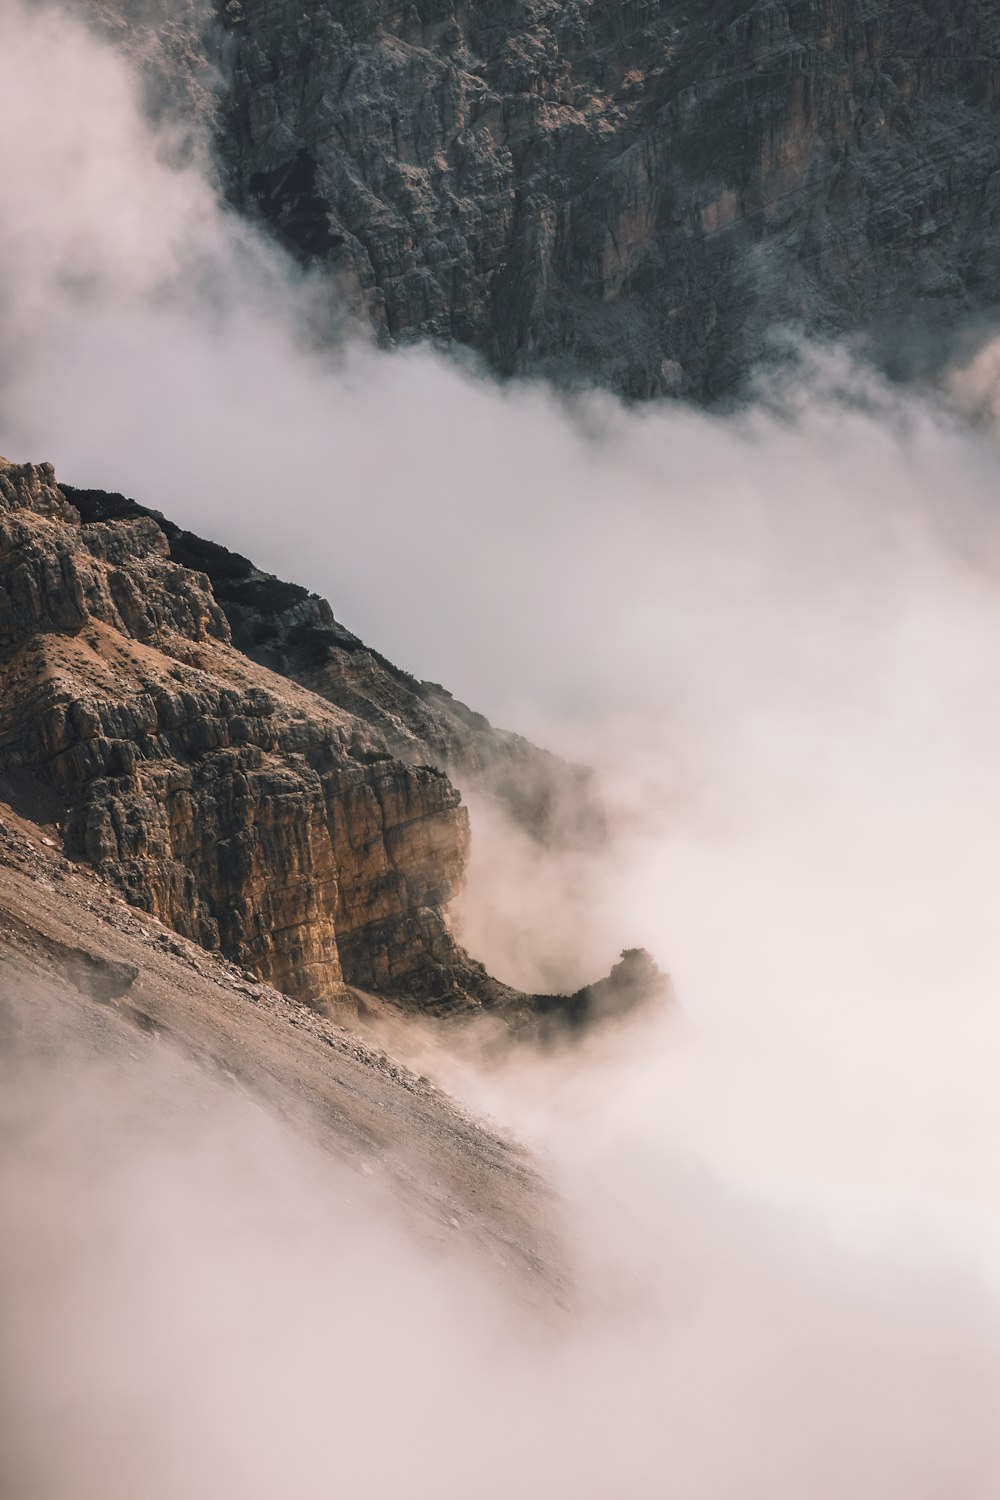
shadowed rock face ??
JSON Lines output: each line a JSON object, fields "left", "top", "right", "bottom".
{"left": 73, "top": 0, "right": 1000, "bottom": 397}
{"left": 210, "top": 0, "right": 1000, "bottom": 398}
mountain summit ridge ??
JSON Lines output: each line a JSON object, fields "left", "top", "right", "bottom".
{"left": 0, "top": 456, "right": 663, "bottom": 1031}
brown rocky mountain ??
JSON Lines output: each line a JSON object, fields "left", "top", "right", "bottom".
{"left": 82, "top": 0, "right": 1000, "bottom": 399}
{"left": 0, "top": 456, "right": 661, "bottom": 1029}
{"left": 58, "top": 481, "right": 604, "bottom": 850}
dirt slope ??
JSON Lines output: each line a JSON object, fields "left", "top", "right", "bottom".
{"left": 0, "top": 798, "right": 562, "bottom": 1289}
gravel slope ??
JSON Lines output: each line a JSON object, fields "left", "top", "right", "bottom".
{"left": 0, "top": 797, "right": 562, "bottom": 1292}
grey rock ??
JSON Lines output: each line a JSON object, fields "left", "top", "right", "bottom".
{"left": 209, "top": 0, "right": 1000, "bottom": 397}
{"left": 77, "top": 0, "right": 1000, "bottom": 396}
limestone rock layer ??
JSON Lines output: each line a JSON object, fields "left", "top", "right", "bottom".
{"left": 0, "top": 457, "right": 498, "bottom": 1021}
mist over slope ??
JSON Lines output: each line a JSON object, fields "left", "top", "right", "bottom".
{"left": 5, "top": 3, "right": 1000, "bottom": 1497}
{"left": 3, "top": 815, "right": 999, "bottom": 1500}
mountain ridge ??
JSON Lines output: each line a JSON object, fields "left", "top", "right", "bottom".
{"left": 0, "top": 456, "right": 663, "bottom": 1032}
{"left": 59, "top": 481, "right": 605, "bottom": 849}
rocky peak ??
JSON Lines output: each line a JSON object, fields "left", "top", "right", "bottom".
{"left": 60, "top": 481, "right": 606, "bottom": 847}
{"left": 0, "top": 459, "right": 659, "bottom": 1034}
{"left": 0, "top": 459, "right": 469, "bottom": 1019}
{"left": 0, "top": 458, "right": 76, "bottom": 523}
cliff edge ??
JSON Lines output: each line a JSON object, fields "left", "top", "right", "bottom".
{"left": 0, "top": 457, "right": 664, "bottom": 1030}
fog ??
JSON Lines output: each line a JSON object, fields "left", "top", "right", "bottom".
{"left": 6, "top": 981, "right": 999, "bottom": 1500}
{"left": 4, "top": 1, "right": 1000, "bottom": 1494}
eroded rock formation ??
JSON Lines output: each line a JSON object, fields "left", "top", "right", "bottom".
{"left": 0, "top": 457, "right": 495, "bottom": 1020}
{"left": 0, "top": 457, "right": 659, "bottom": 1030}
{"left": 74, "top": 0, "right": 995, "bottom": 402}
{"left": 73, "top": 0, "right": 1000, "bottom": 398}
{"left": 60, "top": 482, "right": 604, "bottom": 847}
{"left": 212, "top": 0, "right": 1000, "bottom": 397}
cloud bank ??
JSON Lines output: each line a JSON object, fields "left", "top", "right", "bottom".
{"left": 5, "top": 3, "right": 1000, "bottom": 1495}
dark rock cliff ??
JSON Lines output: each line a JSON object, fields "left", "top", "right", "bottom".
{"left": 211, "top": 0, "right": 1000, "bottom": 398}
{"left": 76, "top": 0, "right": 1000, "bottom": 398}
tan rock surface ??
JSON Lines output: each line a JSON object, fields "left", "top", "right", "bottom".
{"left": 1, "top": 457, "right": 665, "bottom": 1035}
{"left": 0, "top": 457, "right": 493, "bottom": 1020}
{"left": 79, "top": 0, "right": 1000, "bottom": 398}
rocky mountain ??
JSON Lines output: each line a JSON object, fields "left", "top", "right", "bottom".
{"left": 82, "top": 0, "right": 1000, "bottom": 399}
{"left": 59, "top": 482, "right": 603, "bottom": 849}
{"left": 0, "top": 456, "right": 661, "bottom": 1029}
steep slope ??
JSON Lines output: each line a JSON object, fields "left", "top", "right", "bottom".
{"left": 0, "top": 801, "right": 559, "bottom": 1282}
{"left": 0, "top": 458, "right": 661, "bottom": 1028}
{"left": 0, "top": 457, "right": 498, "bottom": 1020}
{"left": 60, "top": 483, "right": 603, "bottom": 846}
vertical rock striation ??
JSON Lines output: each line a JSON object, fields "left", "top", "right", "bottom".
{"left": 0, "top": 457, "right": 497, "bottom": 1020}
{"left": 70, "top": 0, "right": 1000, "bottom": 396}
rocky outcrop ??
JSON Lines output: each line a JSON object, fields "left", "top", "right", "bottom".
{"left": 0, "top": 457, "right": 650, "bottom": 1030}
{"left": 75, "top": 0, "right": 1000, "bottom": 398}
{"left": 60, "top": 483, "right": 605, "bottom": 847}
{"left": 0, "top": 457, "right": 494, "bottom": 1020}
{"left": 536, "top": 946, "right": 671, "bottom": 1034}
{"left": 209, "top": 0, "right": 1000, "bottom": 398}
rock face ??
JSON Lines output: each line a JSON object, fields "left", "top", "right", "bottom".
{"left": 74, "top": 0, "right": 1000, "bottom": 398}
{"left": 0, "top": 457, "right": 510, "bottom": 1021}
{"left": 60, "top": 483, "right": 604, "bottom": 848}
{"left": 0, "top": 456, "right": 646, "bottom": 1031}
{"left": 207, "top": 0, "right": 1000, "bottom": 398}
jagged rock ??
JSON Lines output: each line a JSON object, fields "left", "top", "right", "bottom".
{"left": 0, "top": 458, "right": 657, "bottom": 1032}
{"left": 85, "top": 0, "right": 1000, "bottom": 399}
{"left": 217, "top": 0, "right": 1000, "bottom": 396}
{"left": 0, "top": 457, "right": 478, "bottom": 1019}
{"left": 61, "top": 484, "right": 605, "bottom": 846}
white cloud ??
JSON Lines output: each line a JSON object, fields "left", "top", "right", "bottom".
{"left": 5, "top": 5, "right": 1000, "bottom": 1494}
